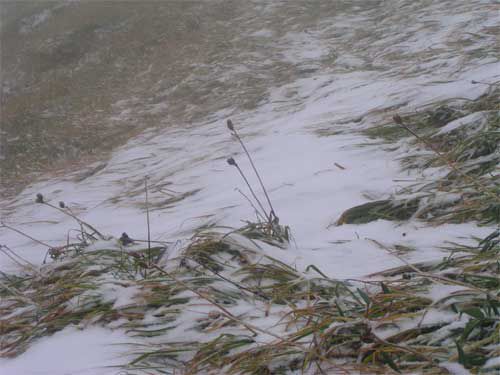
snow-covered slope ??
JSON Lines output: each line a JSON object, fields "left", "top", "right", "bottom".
{"left": 1, "top": 1, "right": 499, "bottom": 374}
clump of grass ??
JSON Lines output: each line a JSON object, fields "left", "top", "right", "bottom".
{"left": 0, "top": 249, "right": 127, "bottom": 357}
{"left": 182, "top": 232, "right": 254, "bottom": 273}
{"left": 236, "top": 220, "right": 291, "bottom": 248}
{"left": 394, "top": 109, "right": 499, "bottom": 225}
{"left": 364, "top": 104, "right": 463, "bottom": 143}
{"left": 336, "top": 198, "right": 421, "bottom": 225}
{"left": 345, "top": 88, "right": 499, "bottom": 226}
{"left": 466, "top": 84, "right": 500, "bottom": 112}
{"left": 0, "top": 205, "right": 178, "bottom": 358}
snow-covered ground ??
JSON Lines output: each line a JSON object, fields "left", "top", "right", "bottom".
{"left": 1, "top": 1, "right": 499, "bottom": 374}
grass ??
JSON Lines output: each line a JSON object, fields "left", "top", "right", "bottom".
{"left": 336, "top": 198, "right": 421, "bottom": 225}
{"left": 4, "top": 221, "right": 498, "bottom": 373}
{"left": 155, "top": 228, "right": 499, "bottom": 374}
{"left": 1, "top": 88, "right": 499, "bottom": 373}
{"left": 344, "top": 86, "right": 500, "bottom": 226}
{"left": 364, "top": 104, "right": 463, "bottom": 143}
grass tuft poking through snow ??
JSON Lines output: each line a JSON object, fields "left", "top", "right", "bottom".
{"left": 352, "top": 85, "right": 500, "bottom": 226}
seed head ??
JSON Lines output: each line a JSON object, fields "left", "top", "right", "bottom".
{"left": 227, "top": 157, "right": 237, "bottom": 166}
{"left": 208, "top": 310, "right": 221, "bottom": 319}
{"left": 35, "top": 193, "right": 44, "bottom": 204}
{"left": 119, "top": 232, "right": 133, "bottom": 246}
{"left": 393, "top": 114, "right": 403, "bottom": 125}
{"left": 226, "top": 119, "right": 234, "bottom": 131}
{"left": 59, "top": 201, "right": 65, "bottom": 208}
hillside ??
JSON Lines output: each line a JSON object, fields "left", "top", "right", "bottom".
{"left": 1, "top": 1, "right": 499, "bottom": 374}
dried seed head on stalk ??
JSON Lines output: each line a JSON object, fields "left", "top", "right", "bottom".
{"left": 226, "top": 119, "right": 278, "bottom": 223}
{"left": 393, "top": 114, "right": 403, "bottom": 125}
{"left": 35, "top": 193, "right": 44, "bottom": 204}
{"left": 208, "top": 310, "right": 222, "bottom": 319}
{"left": 119, "top": 232, "right": 133, "bottom": 246}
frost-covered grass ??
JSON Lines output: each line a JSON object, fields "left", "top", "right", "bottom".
{"left": 1, "top": 216, "right": 499, "bottom": 374}
{"left": 355, "top": 86, "right": 500, "bottom": 226}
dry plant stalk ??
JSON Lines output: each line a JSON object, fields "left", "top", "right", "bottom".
{"left": 35, "top": 194, "right": 106, "bottom": 240}
{"left": 145, "top": 176, "right": 152, "bottom": 271}
{"left": 227, "top": 119, "right": 278, "bottom": 224}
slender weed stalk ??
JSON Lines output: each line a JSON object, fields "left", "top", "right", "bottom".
{"left": 35, "top": 193, "right": 106, "bottom": 240}
{"left": 227, "top": 157, "right": 268, "bottom": 221}
{"left": 145, "top": 176, "right": 152, "bottom": 272}
{"left": 0, "top": 222, "right": 52, "bottom": 249}
{"left": 0, "top": 244, "right": 37, "bottom": 271}
{"left": 227, "top": 119, "right": 278, "bottom": 223}
{"left": 235, "top": 188, "right": 267, "bottom": 223}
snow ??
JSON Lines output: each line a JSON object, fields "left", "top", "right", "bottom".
{"left": 94, "top": 281, "right": 142, "bottom": 310}
{"left": 484, "top": 356, "right": 500, "bottom": 369}
{"left": 0, "top": 327, "right": 133, "bottom": 375}
{"left": 423, "top": 284, "right": 468, "bottom": 303}
{"left": 20, "top": 9, "right": 52, "bottom": 34}
{"left": 19, "top": 1, "right": 77, "bottom": 34}
{"left": 440, "top": 362, "right": 472, "bottom": 375}
{"left": 1, "top": 0, "right": 499, "bottom": 373}
{"left": 436, "top": 111, "right": 489, "bottom": 135}
{"left": 281, "top": 31, "right": 331, "bottom": 64}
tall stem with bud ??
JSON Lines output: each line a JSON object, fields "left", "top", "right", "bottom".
{"left": 226, "top": 119, "right": 278, "bottom": 223}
